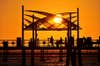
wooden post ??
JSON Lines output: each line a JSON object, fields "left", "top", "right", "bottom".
{"left": 16, "top": 37, "right": 22, "bottom": 48}
{"left": 98, "top": 36, "right": 100, "bottom": 62}
{"left": 22, "top": 5, "right": 26, "bottom": 66}
{"left": 2, "top": 41, "right": 8, "bottom": 66}
{"left": 31, "top": 14, "right": 35, "bottom": 66}
{"left": 40, "top": 48, "right": 45, "bottom": 62}
{"left": 70, "top": 37, "right": 76, "bottom": 66}
{"left": 59, "top": 47, "right": 63, "bottom": 62}
{"left": 66, "top": 13, "right": 72, "bottom": 66}
{"left": 77, "top": 8, "right": 82, "bottom": 66}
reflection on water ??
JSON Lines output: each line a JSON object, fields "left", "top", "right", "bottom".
{"left": 0, "top": 50, "right": 100, "bottom": 66}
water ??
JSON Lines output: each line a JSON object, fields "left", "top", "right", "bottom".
{"left": 0, "top": 50, "right": 100, "bottom": 66}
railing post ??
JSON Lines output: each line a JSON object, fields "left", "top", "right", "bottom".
{"left": 16, "top": 37, "right": 22, "bottom": 48}
{"left": 2, "top": 41, "right": 8, "bottom": 66}
{"left": 98, "top": 36, "right": 100, "bottom": 62}
{"left": 40, "top": 41, "right": 45, "bottom": 62}
{"left": 77, "top": 38, "right": 83, "bottom": 66}
{"left": 59, "top": 47, "right": 63, "bottom": 62}
{"left": 70, "top": 37, "right": 76, "bottom": 66}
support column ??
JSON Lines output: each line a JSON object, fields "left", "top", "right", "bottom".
{"left": 66, "top": 13, "right": 72, "bottom": 66}
{"left": 59, "top": 47, "right": 63, "bottom": 62}
{"left": 22, "top": 5, "right": 26, "bottom": 66}
{"left": 77, "top": 8, "right": 82, "bottom": 66}
{"left": 98, "top": 36, "right": 100, "bottom": 62}
{"left": 31, "top": 15, "right": 35, "bottom": 66}
{"left": 2, "top": 41, "right": 8, "bottom": 66}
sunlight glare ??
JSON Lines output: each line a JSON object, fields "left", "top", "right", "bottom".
{"left": 53, "top": 14, "right": 63, "bottom": 24}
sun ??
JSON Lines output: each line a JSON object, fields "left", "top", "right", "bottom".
{"left": 53, "top": 14, "right": 63, "bottom": 24}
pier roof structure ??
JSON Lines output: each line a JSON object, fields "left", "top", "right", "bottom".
{"left": 24, "top": 10, "right": 81, "bottom": 31}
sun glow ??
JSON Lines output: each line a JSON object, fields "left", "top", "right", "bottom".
{"left": 53, "top": 14, "right": 63, "bottom": 24}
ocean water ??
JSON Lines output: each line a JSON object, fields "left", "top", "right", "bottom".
{"left": 0, "top": 50, "right": 100, "bottom": 66}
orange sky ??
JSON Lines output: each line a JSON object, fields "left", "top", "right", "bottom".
{"left": 0, "top": 0, "right": 100, "bottom": 40}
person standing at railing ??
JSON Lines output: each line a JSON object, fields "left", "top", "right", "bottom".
{"left": 49, "top": 36, "right": 54, "bottom": 46}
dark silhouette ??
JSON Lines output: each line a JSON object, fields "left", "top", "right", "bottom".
{"left": 2, "top": 41, "right": 8, "bottom": 66}
{"left": 17, "top": 37, "right": 22, "bottom": 48}
{"left": 0, "top": 5, "right": 100, "bottom": 66}
{"left": 49, "top": 36, "right": 54, "bottom": 46}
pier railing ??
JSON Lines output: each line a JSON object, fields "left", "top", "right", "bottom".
{"left": 0, "top": 37, "right": 100, "bottom": 66}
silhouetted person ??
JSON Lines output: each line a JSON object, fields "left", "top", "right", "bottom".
{"left": 59, "top": 37, "right": 63, "bottom": 44}
{"left": 29, "top": 38, "right": 32, "bottom": 48}
{"left": 55, "top": 40, "right": 59, "bottom": 47}
{"left": 83, "top": 37, "right": 86, "bottom": 48}
{"left": 50, "top": 36, "right": 54, "bottom": 46}
{"left": 65, "top": 37, "right": 68, "bottom": 47}
{"left": 36, "top": 38, "right": 39, "bottom": 47}
{"left": 86, "top": 37, "right": 92, "bottom": 48}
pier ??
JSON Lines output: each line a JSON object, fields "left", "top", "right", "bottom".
{"left": 0, "top": 5, "right": 100, "bottom": 66}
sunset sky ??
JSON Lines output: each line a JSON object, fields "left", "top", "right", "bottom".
{"left": 0, "top": 0, "right": 100, "bottom": 40}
